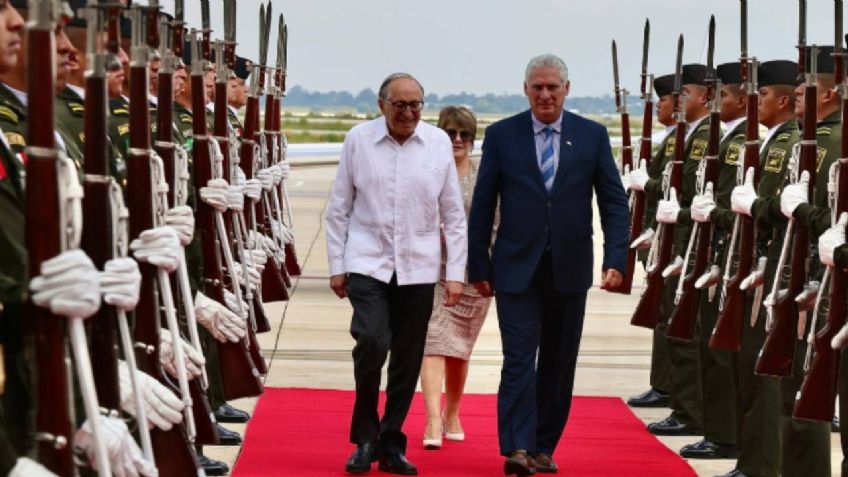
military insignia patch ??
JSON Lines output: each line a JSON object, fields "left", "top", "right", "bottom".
{"left": 725, "top": 144, "right": 741, "bottom": 166}
{"left": 664, "top": 138, "right": 676, "bottom": 157}
{"left": 764, "top": 147, "right": 787, "bottom": 173}
{"left": 5, "top": 132, "right": 24, "bottom": 147}
{"left": 118, "top": 124, "right": 130, "bottom": 136}
{"left": 112, "top": 108, "right": 129, "bottom": 116}
{"left": 690, "top": 139, "right": 708, "bottom": 160}
{"left": 0, "top": 106, "right": 18, "bottom": 124}
{"left": 816, "top": 146, "right": 828, "bottom": 171}
{"left": 68, "top": 102, "right": 85, "bottom": 115}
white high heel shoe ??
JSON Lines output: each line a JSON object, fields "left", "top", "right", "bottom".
{"left": 423, "top": 434, "right": 443, "bottom": 449}
{"left": 444, "top": 430, "right": 465, "bottom": 442}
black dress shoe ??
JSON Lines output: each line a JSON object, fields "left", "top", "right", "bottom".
{"left": 345, "top": 442, "right": 379, "bottom": 474}
{"left": 504, "top": 450, "right": 536, "bottom": 476}
{"left": 532, "top": 453, "right": 558, "bottom": 473}
{"left": 215, "top": 403, "right": 250, "bottom": 424}
{"left": 679, "top": 439, "right": 738, "bottom": 459}
{"left": 647, "top": 415, "right": 702, "bottom": 436}
{"left": 198, "top": 454, "right": 230, "bottom": 476}
{"left": 378, "top": 452, "right": 418, "bottom": 475}
{"left": 627, "top": 388, "right": 670, "bottom": 408}
{"left": 832, "top": 417, "right": 840, "bottom": 433}
{"left": 215, "top": 424, "right": 243, "bottom": 446}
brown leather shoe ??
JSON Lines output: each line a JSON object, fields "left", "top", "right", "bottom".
{"left": 533, "top": 453, "right": 558, "bottom": 473}
{"left": 504, "top": 450, "right": 536, "bottom": 476}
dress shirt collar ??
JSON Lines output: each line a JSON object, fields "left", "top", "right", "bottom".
{"left": 67, "top": 84, "right": 85, "bottom": 100}
{"left": 4, "top": 83, "right": 26, "bottom": 107}
{"left": 722, "top": 117, "right": 745, "bottom": 142}
{"left": 761, "top": 121, "right": 786, "bottom": 152}
{"left": 685, "top": 114, "right": 709, "bottom": 142}
{"left": 373, "top": 115, "right": 425, "bottom": 145}
{"left": 531, "top": 110, "right": 564, "bottom": 135}
{"left": 149, "top": 94, "right": 158, "bottom": 106}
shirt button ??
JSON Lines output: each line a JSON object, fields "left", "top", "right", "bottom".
{"left": 547, "top": 201, "right": 551, "bottom": 207}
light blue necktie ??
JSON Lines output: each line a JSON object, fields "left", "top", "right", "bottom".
{"left": 540, "top": 126, "right": 555, "bottom": 192}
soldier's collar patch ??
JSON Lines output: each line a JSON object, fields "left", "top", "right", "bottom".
{"left": 0, "top": 106, "right": 18, "bottom": 124}
{"left": 112, "top": 108, "right": 129, "bottom": 116}
{"left": 67, "top": 102, "right": 85, "bottom": 115}
{"left": 816, "top": 127, "right": 832, "bottom": 136}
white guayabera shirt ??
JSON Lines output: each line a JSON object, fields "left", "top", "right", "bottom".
{"left": 325, "top": 116, "right": 467, "bottom": 285}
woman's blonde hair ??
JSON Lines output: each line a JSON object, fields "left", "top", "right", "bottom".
{"left": 437, "top": 106, "right": 477, "bottom": 141}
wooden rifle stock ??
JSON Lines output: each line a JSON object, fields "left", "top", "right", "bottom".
{"left": 710, "top": 90, "right": 761, "bottom": 351}
{"left": 756, "top": 82, "right": 818, "bottom": 377}
{"left": 190, "top": 69, "right": 263, "bottom": 400}
{"left": 668, "top": 110, "right": 721, "bottom": 341}
{"left": 26, "top": 20, "right": 75, "bottom": 475}
{"left": 631, "top": 125, "right": 685, "bottom": 329}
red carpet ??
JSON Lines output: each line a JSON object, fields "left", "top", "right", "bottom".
{"left": 232, "top": 388, "right": 696, "bottom": 477}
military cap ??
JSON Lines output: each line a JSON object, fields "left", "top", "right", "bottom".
{"left": 758, "top": 60, "right": 800, "bottom": 87}
{"left": 233, "top": 56, "right": 252, "bottom": 80}
{"left": 716, "top": 62, "right": 743, "bottom": 85}
{"left": 681, "top": 64, "right": 707, "bottom": 86}
{"left": 654, "top": 74, "right": 675, "bottom": 97}
{"left": 803, "top": 45, "right": 836, "bottom": 75}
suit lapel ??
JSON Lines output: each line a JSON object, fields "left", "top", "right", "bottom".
{"left": 515, "top": 111, "right": 548, "bottom": 193}
{"left": 551, "top": 112, "right": 575, "bottom": 195}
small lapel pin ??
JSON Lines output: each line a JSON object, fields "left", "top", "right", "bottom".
{"left": 565, "top": 140, "right": 572, "bottom": 146}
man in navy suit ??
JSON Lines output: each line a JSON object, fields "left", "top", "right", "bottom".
{"left": 467, "top": 54, "right": 629, "bottom": 476}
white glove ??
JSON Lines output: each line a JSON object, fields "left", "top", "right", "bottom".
{"left": 200, "top": 178, "right": 230, "bottom": 212}
{"left": 243, "top": 178, "right": 262, "bottom": 201}
{"left": 691, "top": 182, "right": 716, "bottom": 223}
{"left": 794, "top": 280, "right": 820, "bottom": 312}
{"left": 780, "top": 170, "right": 810, "bottom": 219}
{"left": 29, "top": 249, "right": 101, "bottom": 319}
{"left": 628, "top": 159, "right": 649, "bottom": 191}
{"left": 130, "top": 227, "right": 181, "bottom": 273}
{"left": 227, "top": 184, "right": 245, "bottom": 212}
{"left": 74, "top": 416, "right": 157, "bottom": 477}
{"left": 234, "top": 166, "right": 247, "bottom": 187}
{"left": 257, "top": 167, "right": 274, "bottom": 191}
{"left": 118, "top": 360, "right": 184, "bottom": 431}
{"left": 820, "top": 212, "right": 848, "bottom": 267}
{"left": 621, "top": 164, "right": 631, "bottom": 192}
{"left": 731, "top": 167, "right": 757, "bottom": 216}
{"left": 630, "top": 227, "right": 654, "bottom": 250}
{"left": 234, "top": 261, "right": 261, "bottom": 289}
{"left": 195, "top": 291, "right": 246, "bottom": 343}
{"left": 100, "top": 257, "right": 141, "bottom": 312}
{"left": 223, "top": 288, "right": 248, "bottom": 319}
{"left": 695, "top": 265, "right": 721, "bottom": 289}
{"left": 270, "top": 165, "right": 283, "bottom": 186}
{"left": 272, "top": 219, "right": 294, "bottom": 245}
{"left": 164, "top": 205, "right": 195, "bottom": 246}
{"left": 9, "top": 458, "right": 59, "bottom": 477}
{"left": 159, "top": 331, "right": 205, "bottom": 380}
{"left": 248, "top": 249, "right": 267, "bottom": 274}
{"left": 661, "top": 255, "right": 684, "bottom": 278}
{"left": 656, "top": 187, "right": 680, "bottom": 224}
{"left": 833, "top": 322, "right": 848, "bottom": 349}
{"left": 277, "top": 161, "right": 290, "bottom": 180}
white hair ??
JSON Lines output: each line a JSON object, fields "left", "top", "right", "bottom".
{"left": 525, "top": 54, "right": 569, "bottom": 84}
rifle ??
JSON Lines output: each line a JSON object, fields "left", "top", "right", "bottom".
{"left": 274, "top": 16, "right": 302, "bottom": 278}
{"left": 793, "top": 0, "right": 848, "bottom": 421}
{"left": 189, "top": 30, "right": 264, "bottom": 400}
{"left": 607, "top": 35, "right": 635, "bottom": 295}
{"left": 755, "top": 40, "right": 818, "bottom": 378}
{"left": 710, "top": 0, "right": 761, "bottom": 351}
{"left": 155, "top": 8, "right": 219, "bottom": 446}
{"left": 27, "top": 1, "right": 111, "bottom": 474}
{"left": 668, "top": 17, "right": 720, "bottom": 341}
{"left": 631, "top": 34, "right": 685, "bottom": 329}
{"left": 125, "top": 6, "right": 204, "bottom": 474}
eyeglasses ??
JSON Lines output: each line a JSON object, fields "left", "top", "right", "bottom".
{"left": 444, "top": 128, "right": 474, "bottom": 142}
{"left": 388, "top": 100, "right": 424, "bottom": 112}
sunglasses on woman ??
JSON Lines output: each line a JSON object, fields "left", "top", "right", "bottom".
{"left": 444, "top": 128, "right": 474, "bottom": 142}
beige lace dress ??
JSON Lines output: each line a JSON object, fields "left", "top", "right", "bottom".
{"left": 423, "top": 160, "right": 495, "bottom": 360}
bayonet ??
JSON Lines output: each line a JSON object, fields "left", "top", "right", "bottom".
{"left": 201, "top": 0, "right": 211, "bottom": 60}
{"left": 172, "top": 0, "right": 185, "bottom": 57}
{"left": 281, "top": 23, "right": 287, "bottom": 93}
{"left": 836, "top": 0, "right": 845, "bottom": 86}
{"left": 277, "top": 13, "right": 285, "bottom": 73}
{"left": 641, "top": 19, "right": 650, "bottom": 98}
{"left": 799, "top": 0, "right": 807, "bottom": 75}
{"left": 223, "top": 0, "right": 236, "bottom": 70}
{"left": 258, "top": 3, "right": 268, "bottom": 67}
{"left": 741, "top": 0, "right": 749, "bottom": 81}
{"left": 263, "top": 2, "right": 273, "bottom": 66}
{"left": 674, "top": 34, "right": 684, "bottom": 94}
{"left": 612, "top": 39, "right": 621, "bottom": 112}
{"left": 707, "top": 15, "right": 715, "bottom": 76}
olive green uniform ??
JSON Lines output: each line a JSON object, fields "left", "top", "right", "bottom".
{"left": 693, "top": 119, "right": 747, "bottom": 446}
{"left": 643, "top": 127, "right": 676, "bottom": 395}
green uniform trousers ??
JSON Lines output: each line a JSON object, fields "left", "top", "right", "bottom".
{"left": 663, "top": 275, "right": 703, "bottom": 427}
{"left": 697, "top": 290, "right": 737, "bottom": 444}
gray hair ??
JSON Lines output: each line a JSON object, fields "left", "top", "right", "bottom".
{"left": 378, "top": 72, "right": 425, "bottom": 100}
{"left": 525, "top": 54, "right": 569, "bottom": 84}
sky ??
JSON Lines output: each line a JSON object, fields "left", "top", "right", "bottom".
{"left": 159, "top": 0, "right": 839, "bottom": 98}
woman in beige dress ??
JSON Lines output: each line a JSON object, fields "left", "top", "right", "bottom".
{"left": 420, "top": 106, "right": 495, "bottom": 449}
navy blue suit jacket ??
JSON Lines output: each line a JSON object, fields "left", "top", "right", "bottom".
{"left": 467, "top": 110, "right": 630, "bottom": 295}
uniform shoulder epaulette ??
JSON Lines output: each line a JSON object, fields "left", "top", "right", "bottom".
{"left": 731, "top": 133, "right": 746, "bottom": 141}
{"left": 816, "top": 127, "right": 832, "bottom": 136}
{"left": 775, "top": 133, "right": 792, "bottom": 142}
{"left": 696, "top": 122, "right": 710, "bottom": 134}
{"left": 66, "top": 102, "right": 85, "bottom": 116}
{"left": 112, "top": 107, "right": 129, "bottom": 116}
{"left": 5, "top": 132, "right": 24, "bottom": 147}
{"left": 179, "top": 113, "right": 193, "bottom": 124}
{"left": 0, "top": 104, "right": 19, "bottom": 124}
